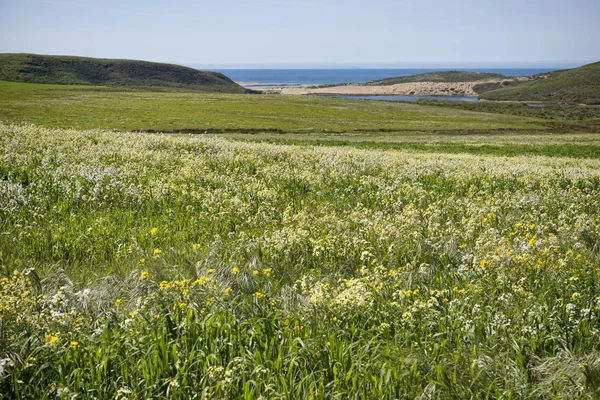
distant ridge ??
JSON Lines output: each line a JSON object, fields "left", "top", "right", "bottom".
{"left": 0, "top": 53, "right": 248, "bottom": 93}
{"left": 476, "top": 62, "right": 600, "bottom": 104}
{"left": 367, "top": 71, "right": 507, "bottom": 86}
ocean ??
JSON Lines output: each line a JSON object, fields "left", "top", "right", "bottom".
{"left": 203, "top": 68, "right": 558, "bottom": 85}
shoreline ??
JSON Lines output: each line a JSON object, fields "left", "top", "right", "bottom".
{"left": 240, "top": 79, "right": 511, "bottom": 97}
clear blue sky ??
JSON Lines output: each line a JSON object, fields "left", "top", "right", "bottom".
{"left": 0, "top": 0, "right": 598, "bottom": 67}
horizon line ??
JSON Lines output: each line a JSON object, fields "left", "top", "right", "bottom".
{"left": 185, "top": 60, "right": 596, "bottom": 70}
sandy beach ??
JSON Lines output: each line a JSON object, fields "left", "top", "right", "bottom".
{"left": 278, "top": 81, "right": 482, "bottom": 96}
{"left": 244, "top": 77, "right": 532, "bottom": 97}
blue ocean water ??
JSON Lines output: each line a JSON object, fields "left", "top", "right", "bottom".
{"left": 206, "top": 68, "right": 557, "bottom": 85}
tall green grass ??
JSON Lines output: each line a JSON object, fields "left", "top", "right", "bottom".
{"left": 2, "top": 124, "right": 600, "bottom": 398}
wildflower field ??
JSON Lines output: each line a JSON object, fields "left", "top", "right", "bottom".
{"left": 1, "top": 121, "right": 600, "bottom": 399}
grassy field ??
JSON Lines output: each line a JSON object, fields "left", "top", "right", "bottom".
{"left": 2, "top": 80, "right": 600, "bottom": 398}
{"left": 224, "top": 132, "right": 600, "bottom": 159}
{"left": 0, "top": 81, "right": 550, "bottom": 134}
{"left": 416, "top": 98, "right": 600, "bottom": 121}
{"left": 2, "top": 123, "right": 600, "bottom": 398}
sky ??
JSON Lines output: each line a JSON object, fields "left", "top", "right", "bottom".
{"left": 0, "top": 0, "right": 598, "bottom": 68}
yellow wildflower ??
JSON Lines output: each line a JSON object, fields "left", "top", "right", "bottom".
{"left": 262, "top": 268, "right": 273, "bottom": 277}
{"left": 115, "top": 298, "right": 123, "bottom": 308}
{"left": 253, "top": 292, "right": 265, "bottom": 299}
{"left": 151, "top": 227, "right": 159, "bottom": 236}
{"left": 160, "top": 280, "right": 172, "bottom": 290}
{"left": 453, "top": 287, "right": 466, "bottom": 295}
{"left": 207, "top": 268, "right": 215, "bottom": 274}
{"left": 253, "top": 270, "right": 260, "bottom": 276}
{"left": 193, "top": 276, "right": 209, "bottom": 286}
{"left": 153, "top": 248, "right": 162, "bottom": 257}
{"left": 193, "top": 243, "right": 201, "bottom": 250}
{"left": 45, "top": 334, "right": 59, "bottom": 346}
{"left": 70, "top": 341, "right": 79, "bottom": 349}
{"left": 232, "top": 267, "right": 240, "bottom": 275}
{"left": 138, "top": 258, "right": 146, "bottom": 265}
{"left": 140, "top": 271, "right": 149, "bottom": 280}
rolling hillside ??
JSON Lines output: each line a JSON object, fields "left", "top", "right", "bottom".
{"left": 0, "top": 53, "right": 248, "bottom": 93}
{"left": 476, "top": 62, "right": 600, "bottom": 104}
{"left": 367, "top": 71, "right": 507, "bottom": 86}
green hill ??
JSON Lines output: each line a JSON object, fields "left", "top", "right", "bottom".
{"left": 367, "top": 71, "right": 507, "bottom": 86}
{"left": 0, "top": 53, "right": 247, "bottom": 93}
{"left": 477, "top": 62, "right": 600, "bottom": 104}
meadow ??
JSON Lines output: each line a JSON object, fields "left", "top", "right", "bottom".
{"left": 2, "top": 118, "right": 600, "bottom": 398}
{"left": 0, "top": 81, "right": 548, "bottom": 133}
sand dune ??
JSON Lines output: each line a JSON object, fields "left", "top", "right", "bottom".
{"left": 277, "top": 81, "right": 486, "bottom": 96}
{"left": 249, "top": 77, "right": 532, "bottom": 97}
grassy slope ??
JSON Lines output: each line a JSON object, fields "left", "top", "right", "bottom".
{"left": 368, "top": 71, "right": 506, "bottom": 86}
{"left": 415, "top": 98, "right": 600, "bottom": 121}
{"left": 0, "top": 80, "right": 547, "bottom": 133}
{"left": 0, "top": 53, "right": 247, "bottom": 93}
{"left": 477, "top": 62, "right": 600, "bottom": 104}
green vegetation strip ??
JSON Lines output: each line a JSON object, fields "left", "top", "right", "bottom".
{"left": 416, "top": 98, "right": 600, "bottom": 121}
{"left": 228, "top": 136, "right": 600, "bottom": 159}
{"left": 368, "top": 71, "right": 507, "bottom": 85}
{"left": 0, "top": 81, "right": 547, "bottom": 133}
{"left": 2, "top": 124, "right": 600, "bottom": 398}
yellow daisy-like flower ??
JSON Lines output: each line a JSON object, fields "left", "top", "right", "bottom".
{"left": 153, "top": 248, "right": 162, "bottom": 257}
{"left": 252, "top": 270, "right": 259, "bottom": 276}
{"left": 45, "top": 334, "right": 59, "bottom": 346}
{"left": 252, "top": 292, "right": 265, "bottom": 299}
{"left": 138, "top": 258, "right": 146, "bottom": 265}
{"left": 150, "top": 227, "right": 159, "bottom": 236}
{"left": 262, "top": 268, "right": 273, "bottom": 277}
{"left": 70, "top": 341, "right": 79, "bottom": 349}
{"left": 207, "top": 269, "right": 215, "bottom": 274}
{"left": 115, "top": 298, "right": 123, "bottom": 308}
{"left": 193, "top": 243, "right": 201, "bottom": 250}
{"left": 232, "top": 267, "right": 240, "bottom": 275}
{"left": 140, "top": 271, "right": 150, "bottom": 280}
